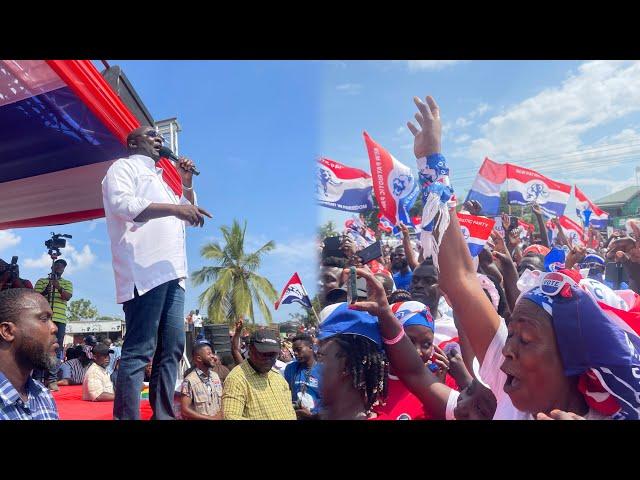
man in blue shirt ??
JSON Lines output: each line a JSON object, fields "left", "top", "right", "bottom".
{"left": 392, "top": 246, "right": 413, "bottom": 290}
{"left": 0, "top": 288, "right": 59, "bottom": 420}
{"left": 284, "top": 334, "right": 322, "bottom": 420}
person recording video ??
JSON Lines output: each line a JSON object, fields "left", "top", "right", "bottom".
{"left": 0, "top": 258, "right": 33, "bottom": 291}
{"left": 34, "top": 259, "right": 73, "bottom": 391}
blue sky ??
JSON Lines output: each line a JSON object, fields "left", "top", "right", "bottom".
{"left": 0, "top": 61, "right": 319, "bottom": 324}
{"left": 320, "top": 60, "right": 640, "bottom": 228}
{"left": 5, "top": 60, "right": 640, "bottom": 324}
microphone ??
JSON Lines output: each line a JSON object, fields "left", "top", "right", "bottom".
{"left": 158, "top": 146, "right": 200, "bottom": 176}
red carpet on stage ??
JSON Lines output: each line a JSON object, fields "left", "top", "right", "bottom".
{"left": 52, "top": 386, "right": 153, "bottom": 420}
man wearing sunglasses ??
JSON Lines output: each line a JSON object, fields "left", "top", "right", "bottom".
{"left": 102, "top": 126, "right": 212, "bottom": 420}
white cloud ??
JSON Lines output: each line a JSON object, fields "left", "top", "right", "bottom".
{"left": 468, "top": 102, "right": 490, "bottom": 119}
{"left": 407, "top": 60, "right": 463, "bottom": 72}
{"left": 271, "top": 238, "right": 317, "bottom": 263}
{"left": 23, "top": 242, "right": 96, "bottom": 274}
{"left": 336, "top": 83, "right": 362, "bottom": 95}
{"left": 465, "top": 61, "right": 640, "bottom": 166}
{"left": 454, "top": 134, "right": 471, "bottom": 144}
{"left": 571, "top": 177, "right": 636, "bottom": 195}
{"left": 455, "top": 117, "right": 473, "bottom": 128}
{"left": 87, "top": 218, "right": 106, "bottom": 232}
{"left": 0, "top": 230, "right": 21, "bottom": 253}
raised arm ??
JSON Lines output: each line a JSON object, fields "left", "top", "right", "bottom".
{"left": 231, "top": 319, "right": 245, "bottom": 366}
{"left": 490, "top": 230, "right": 520, "bottom": 313}
{"left": 399, "top": 222, "right": 419, "bottom": 270}
{"left": 531, "top": 203, "right": 550, "bottom": 248}
{"left": 552, "top": 217, "right": 570, "bottom": 247}
{"left": 407, "top": 95, "right": 501, "bottom": 363}
{"left": 349, "top": 268, "right": 452, "bottom": 419}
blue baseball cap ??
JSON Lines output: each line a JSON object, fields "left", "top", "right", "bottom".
{"left": 582, "top": 254, "right": 605, "bottom": 266}
{"left": 318, "top": 302, "right": 382, "bottom": 348}
{"left": 544, "top": 247, "right": 566, "bottom": 272}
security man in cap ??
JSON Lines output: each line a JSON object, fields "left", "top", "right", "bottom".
{"left": 222, "top": 329, "right": 296, "bottom": 420}
{"left": 180, "top": 340, "right": 223, "bottom": 420}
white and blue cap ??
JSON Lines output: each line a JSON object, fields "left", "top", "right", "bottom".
{"left": 318, "top": 302, "right": 382, "bottom": 348}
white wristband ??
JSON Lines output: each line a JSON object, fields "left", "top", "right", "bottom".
{"left": 182, "top": 184, "right": 193, "bottom": 191}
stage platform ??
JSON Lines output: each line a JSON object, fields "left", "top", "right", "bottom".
{"left": 51, "top": 385, "right": 153, "bottom": 420}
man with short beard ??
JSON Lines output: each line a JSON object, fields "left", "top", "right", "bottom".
{"left": 0, "top": 289, "right": 59, "bottom": 420}
{"left": 410, "top": 259, "right": 458, "bottom": 346}
{"left": 319, "top": 265, "right": 343, "bottom": 308}
{"left": 409, "top": 260, "right": 440, "bottom": 314}
{"left": 391, "top": 246, "right": 413, "bottom": 290}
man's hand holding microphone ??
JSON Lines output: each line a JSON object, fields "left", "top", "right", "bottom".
{"left": 166, "top": 147, "right": 212, "bottom": 228}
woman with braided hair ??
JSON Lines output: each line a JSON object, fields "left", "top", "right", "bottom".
{"left": 317, "top": 303, "right": 388, "bottom": 419}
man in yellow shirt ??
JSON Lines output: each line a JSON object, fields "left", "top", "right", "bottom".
{"left": 222, "top": 329, "right": 296, "bottom": 420}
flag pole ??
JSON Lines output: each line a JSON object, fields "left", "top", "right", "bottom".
{"left": 308, "top": 304, "right": 321, "bottom": 326}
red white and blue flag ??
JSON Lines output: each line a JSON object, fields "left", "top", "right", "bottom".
{"left": 457, "top": 213, "right": 496, "bottom": 257}
{"left": 558, "top": 215, "right": 585, "bottom": 246}
{"left": 363, "top": 132, "right": 419, "bottom": 226}
{"left": 275, "top": 272, "right": 312, "bottom": 310}
{"left": 345, "top": 216, "right": 376, "bottom": 248}
{"left": 518, "top": 219, "right": 535, "bottom": 239}
{"left": 575, "top": 185, "right": 609, "bottom": 230}
{"left": 506, "top": 164, "right": 571, "bottom": 218}
{"left": 464, "top": 157, "right": 507, "bottom": 217}
{"left": 317, "top": 157, "right": 374, "bottom": 213}
{"left": 378, "top": 214, "right": 394, "bottom": 233}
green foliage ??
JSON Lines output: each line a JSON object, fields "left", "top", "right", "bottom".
{"left": 96, "top": 315, "right": 123, "bottom": 322}
{"left": 318, "top": 221, "right": 338, "bottom": 240}
{"left": 67, "top": 299, "right": 98, "bottom": 322}
{"left": 283, "top": 294, "right": 321, "bottom": 327}
{"left": 191, "top": 219, "right": 278, "bottom": 325}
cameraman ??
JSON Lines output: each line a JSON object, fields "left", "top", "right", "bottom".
{"left": 0, "top": 259, "right": 33, "bottom": 291}
{"left": 34, "top": 259, "right": 73, "bottom": 391}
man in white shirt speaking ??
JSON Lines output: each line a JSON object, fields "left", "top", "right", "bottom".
{"left": 102, "top": 126, "right": 211, "bottom": 420}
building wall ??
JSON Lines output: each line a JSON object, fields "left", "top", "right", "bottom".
{"left": 601, "top": 194, "right": 640, "bottom": 228}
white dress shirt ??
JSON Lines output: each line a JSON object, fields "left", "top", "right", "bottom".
{"left": 101, "top": 154, "right": 194, "bottom": 304}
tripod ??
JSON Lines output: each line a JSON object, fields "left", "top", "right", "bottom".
{"left": 46, "top": 252, "right": 60, "bottom": 311}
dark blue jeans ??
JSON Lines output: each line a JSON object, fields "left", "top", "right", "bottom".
{"left": 113, "top": 279, "right": 185, "bottom": 420}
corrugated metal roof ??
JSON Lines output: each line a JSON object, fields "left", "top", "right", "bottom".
{"left": 595, "top": 186, "right": 640, "bottom": 206}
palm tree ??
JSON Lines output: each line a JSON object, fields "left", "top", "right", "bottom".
{"left": 191, "top": 219, "right": 278, "bottom": 324}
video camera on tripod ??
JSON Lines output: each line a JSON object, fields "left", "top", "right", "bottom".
{"left": 44, "top": 233, "right": 72, "bottom": 306}
{"left": 45, "top": 232, "right": 72, "bottom": 260}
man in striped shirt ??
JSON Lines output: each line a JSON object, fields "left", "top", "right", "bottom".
{"left": 58, "top": 346, "right": 91, "bottom": 386}
{"left": 0, "top": 288, "right": 59, "bottom": 420}
{"left": 34, "top": 259, "right": 73, "bottom": 392}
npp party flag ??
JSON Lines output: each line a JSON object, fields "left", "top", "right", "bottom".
{"left": 275, "top": 273, "right": 312, "bottom": 310}
{"left": 317, "top": 157, "right": 374, "bottom": 213}
{"left": 464, "top": 157, "right": 507, "bottom": 216}
{"left": 506, "top": 164, "right": 571, "bottom": 218}
{"left": 575, "top": 185, "right": 609, "bottom": 229}
{"left": 363, "top": 132, "right": 419, "bottom": 226}
{"left": 456, "top": 213, "right": 496, "bottom": 257}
